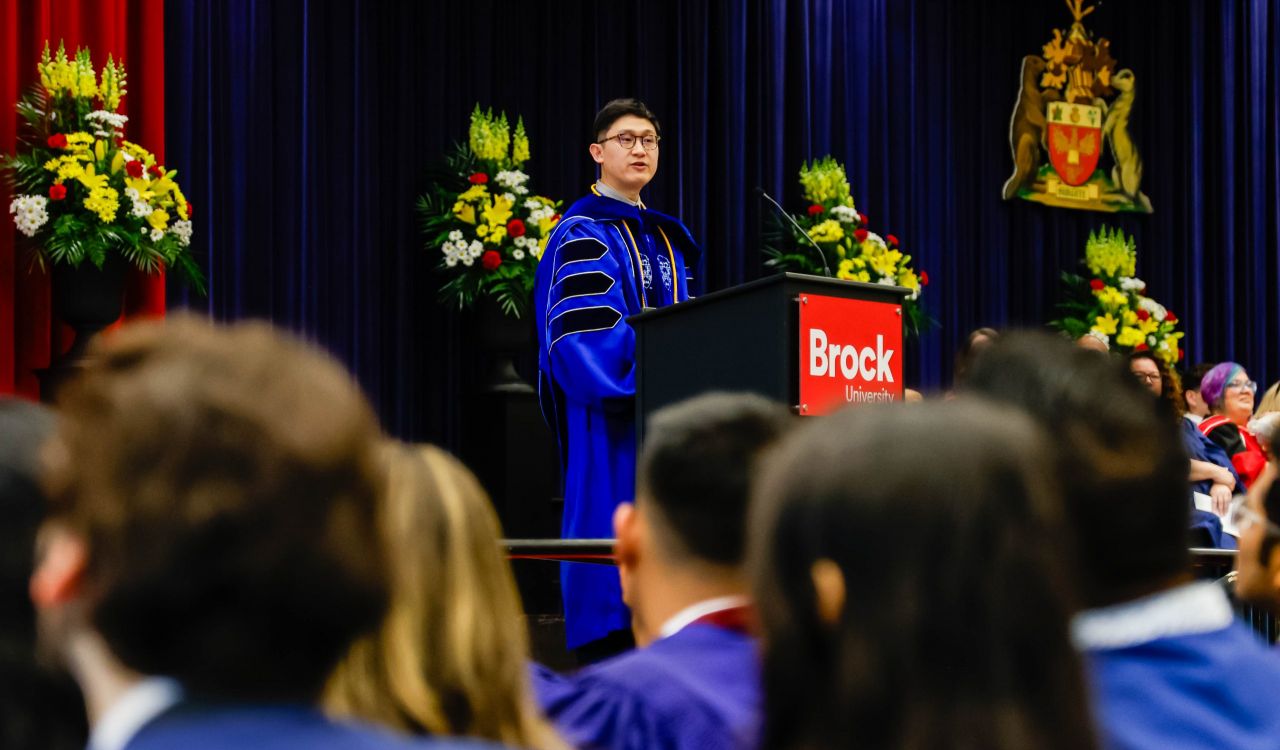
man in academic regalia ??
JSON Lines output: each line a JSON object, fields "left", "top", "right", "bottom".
{"left": 534, "top": 98, "right": 700, "bottom": 657}
{"left": 531, "top": 393, "right": 792, "bottom": 750}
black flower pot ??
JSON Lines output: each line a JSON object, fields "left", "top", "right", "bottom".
{"left": 473, "top": 296, "right": 536, "bottom": 393}
{"left": 51, "top": 255, "right": 129, "bottom": 361}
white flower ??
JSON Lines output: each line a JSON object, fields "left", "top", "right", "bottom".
{"left": 524, "top": 198, "right": 543, "bottom": 210}
{"left": 125, "top": 188, "right": 153, "bottom": 219}
{"left": 448, "top": 229, "right": 463, "bottom": 241}
{"left": 866, "top": 232, "right": 887, "bottom": 248}
{"left": 86, "top": 110, "right": 129, "bottom": 131}
{"left": 462, "top": 256, "right": 474, "bottom": 267}
{"left": 502, "top": 192, "right": 516, "bottom": 203}
{"left": 9, "top": 195, "right": 49, "bottom": 237}
{"left": 513, "top": 236, "right": 526, "bottom": 248}
{"left": 445, "top": 256, "right": 458, "bottom": 267}
{"left": 1137, "top": 296, "right": 1167, "bottom": 322}
{"left": 469, "top": 241, "right": 483, "bottom": 258}
{"left": 830, "top": 205, "right": 859, "bottom": 224}
{"left": 169, "top": 220, "right": 194, "bottom": 247}
{"left": 513, "top": 249, "right": 526, "bottom": 260}
{"left": 495, "top": 170, "right": 530, "bottom": 189}
{"left": 149, "top": 228, "right": 165, "bottom": 242}
{"left": 1119, "top": 276, "right": 1146, "bottom": 292}
{"left": 876, "top": 275, "right": 896, "bottom": 286}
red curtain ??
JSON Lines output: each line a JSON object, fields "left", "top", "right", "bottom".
{"left": 0, "top": 0, "right": 166, "bottom": 399}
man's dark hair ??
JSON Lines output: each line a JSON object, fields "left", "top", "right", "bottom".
{"left": 749, "top": 399, "right": 1094, "bottom": 750}
{"left": 638, "top": 392, "right": 792, "bottom": 566}
{"left": 0, "top": 398, "right": 87, "bottom": 750}
{"left": 962, "top": 331, "right": 1190, "bottom": 606}
{"left": 592, "top": 98, "right": 661, "bottom": 142}
{"left": 45, "top": 315, "right": 388, "bottom": 701}
{"left": 1182, "top": 361, "right": 1216, "bottom": 396}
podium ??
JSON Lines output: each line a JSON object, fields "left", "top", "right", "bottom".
{"left": 629, "top": 272, "right": 908, "bottom": 440}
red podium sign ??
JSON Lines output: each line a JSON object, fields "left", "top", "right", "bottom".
{"left": 797, "top": 293, "right": 903, "bottom": 415}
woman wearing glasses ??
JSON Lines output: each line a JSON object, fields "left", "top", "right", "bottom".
{"left": 1199, "top": 362, "right": 1268, "bottom": 489}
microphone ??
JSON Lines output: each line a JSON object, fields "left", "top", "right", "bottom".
{"left": 757, "top": 187, "right": 831, "bottom": 277}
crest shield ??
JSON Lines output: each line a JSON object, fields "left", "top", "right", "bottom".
{"left": 1046, "top": 102, "right": 1102, "bottom": 186}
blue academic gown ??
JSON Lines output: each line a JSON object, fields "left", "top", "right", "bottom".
{"left": 124, "top": 703, "right": 501, "bottom": 750}
{"left": 531, "top": 623, "right": 760, "bottom": 750}
{"left": 534, "top": 187, "right": 699, "bottom": 649}
{"left": 1084, "top": 624, "right": 1280, "bottom": 750}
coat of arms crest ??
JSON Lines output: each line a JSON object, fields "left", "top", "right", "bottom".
{"left": 1002, "top": 0, "right": 1152, "bottom": 213}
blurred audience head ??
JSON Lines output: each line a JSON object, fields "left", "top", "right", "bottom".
{"left": 1127, "top": 350, "right": 1184, "bottom": 417}
{"left": 1249, "top": 413, "right": 1280, "bottom": 459}
{"left": 1200, "top": 362, "right": 1256, "bottom": 426}
{"left": 0, "top": 398, "right": 87, "bottom": 750}
{"left": 325, "top": 443, "right": 564, "bottom": 750}
{"left": 1255, "top": 380, "right": 1280, "bottom": 418}
{"left": 953, "top": 326, "right": 999, "bottom": 388}
{"left": 34, "top": 314, "right": 388, "bottom": 703}
{"left": 1181, "top": 362, "right": 1216, "bottom": 419}
{"left": 962, "top": 331, "right": 1190, "bottom": 607}
{"left": 617, "top": 392, "right": 792, "bottom": 643}
{"left": 1076, "top": 331, "right": 1110, "bottom": 354}
{"left": 749, "top": 399, "right": 1094, "bottom": 750}
{"left": 1235, "top": 463, "right": 1280, "bottom": 612}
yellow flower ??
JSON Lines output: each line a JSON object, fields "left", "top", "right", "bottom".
{"left": 1092, "top": 286, "right": 1127, "bottom": 311}
{"left": 511, "top": 117, "right": 530, "bottom": 165}
{"left": 476, "top": 223, "right": 490, "bottom": 238}
{"left": 807, "top": 219, "right": 844, "bottom": 244}
{"left": 481, "top": 195, "right": 513, "bottom": 228}
{"left": 1085, "top": 226, "right": 1137, "bottom": 278}
{"left": 798, "top": 156, "right": 855, "bottom": 208}
{"left": 83, "top": 187, "right": 119, "bottom": 223}
{"left": 538, "top": 214, "right": 558, "bottom": 237}
{"left": 147, "top": 209, "right": 170, "bottom": 231}
{"left": 469, "top": 105, "right": 510, "bottom": 162}
{"left": 1115, "top": 326, "right": 1145, "bottom": 348}
{"left": 1093, "top": 313, "right": 1118, "bottom": 335}
{"left": 867, "top": 247, "right": 904, "bottom": 277}
{"left": 1121, "top": 309, "right": 1138, "bottom": 327}
{"left": 459, "top": 184, "right": 488, "bottom": 202}
{"left": 488, "top": 225, "right": 507, "bottom": 244}
{"left": 454, "top": 203, "right": 476, "bottom": 224}
{"left": 836, "top": 258, "right": 856, "bottom": 280}
{"left": 1137, "top": 317, "right": 1160, "bottom": 336}
{"left": 898, "top": 269, "right": 919, "bottom": 290}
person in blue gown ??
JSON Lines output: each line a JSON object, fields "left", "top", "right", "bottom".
{"left": 534, "top": 98, "right": 699, "bottom": 655}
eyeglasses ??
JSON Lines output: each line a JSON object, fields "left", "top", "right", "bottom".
{"left": 1231, "top": 504, "right": 1280, "bottom": 537}
{"left": 1226, "top": 379, "right": 1259, "bottom": 394}
{"left": 1132, "top": 372, "right": 1162, "bottom": 384}
{"left": 598, "top": 132, "right": 660, "bottom": 151}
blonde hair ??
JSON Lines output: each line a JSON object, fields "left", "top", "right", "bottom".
{"left": 325, "top": 444, "right": 565, "bottom": 750}
{"left": 1256, "top": 381, "right": 1280, "bottom": 418}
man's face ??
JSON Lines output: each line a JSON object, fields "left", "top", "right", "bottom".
{"left": 1185, "top": 387, "right": 1209, "bottom": 417}
{"left": 1236, "top": 463, "right": 1280, "bottom": 610}
{"left": 1129, "top": 358, "right": 1162, "bottom": 397}
{"left": 590, "top": 115, "right": 659, "bottom": 196}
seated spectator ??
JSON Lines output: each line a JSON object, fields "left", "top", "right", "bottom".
{"left": 1199, "top": 362, "right": 1268, "bottom": 489}
{"left": 965, "top": 332, "right": 1280, "bottom": 750}
{"left": 749, "top": 399, "right": 1096, "bottom": 750}
{"left": 952, "top": 326, "right": 999, "bottom": 389}
{"left": 1234, "top": 461, "right": 1280, "bottom": 619}
{"left": 0, "top": 398, "right": 86, "bottom": 750}
{"left": 30, "top": 316, "right": 479, "bottom": 750}
{"left": 1128, "top": 352, "right": 1238, "bottom": 515}
{"left": 532, "top": 392, "right": 793, "bottom": 750}
{"left": 1180, "top": 362, "right": 1215, "bottom": 425}
{"left": 326, "top": 443, "right": 565, "bottom": 750}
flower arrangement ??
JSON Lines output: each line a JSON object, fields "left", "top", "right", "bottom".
{"left": 1053, "top": 226, "right": 1183, "bottom": 363}
{"left": 2, "top": 42, "right": 202, "bottom": 292}
{"left": 763, "top": 155, "right": 932, "bottom": 336}
{"left": 418, "top": 105, "right": 561, "bottom": 319}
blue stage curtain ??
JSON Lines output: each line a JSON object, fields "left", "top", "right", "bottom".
{"left": 165, "top": 0, "right": 1280, "bottom": 445}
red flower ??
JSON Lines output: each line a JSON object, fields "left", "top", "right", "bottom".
{"left": 887, "top": 233, "right": 899, "bottom": 247}
{"left": 920, "top": 270, "right": 929, "bottom": 286}
{"left": 1089, "top": 279, "right": 1105, "bottom": 291}
{"left": 186, "top": 201, "right": 194, "bottom": 219}
{"left": 1177, "top": 348, "right": 1184, "bottom": 361}
{"left": 481, "top": 250, "right": 502, "bottom": 271}
{"left": 115, "top": 136, "right": 125, "bottom": 147}
{"left": 148, "top": 165, "right": 164, "bottom": 178}
{"left": 125, "top": 160, "right": 144, "bottom": 178}
{"left": 807, "top": 204, "right": 824, "bottom": 217}
{"left": 469, "top": 172, "right": 489, "bottom": 184}
{"left": 551, "top": 213, "right": 561, "bottom": 222}
{"left": 1135, "top": 343, "right": 1149, "bottom": 351}
{"left": 854, "top": 229, "right": 869, "bottom": 243}
{"left": 48, "top": 183, "right": 67, "bottom": 201}
{"left": 507, "top": 218, "right": 527, "bottom": 237}
{"left": 1165, "top": 311, "right": 1178, "bottom": 324}
{"left": 858, "top": 213, "right": 869, "bottom": 225}
{"left": 46, "top": 133, "right": 67, "bottom": 149}
{"left": 1136, "top": 309, "right": 1150, "bottom": 321}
